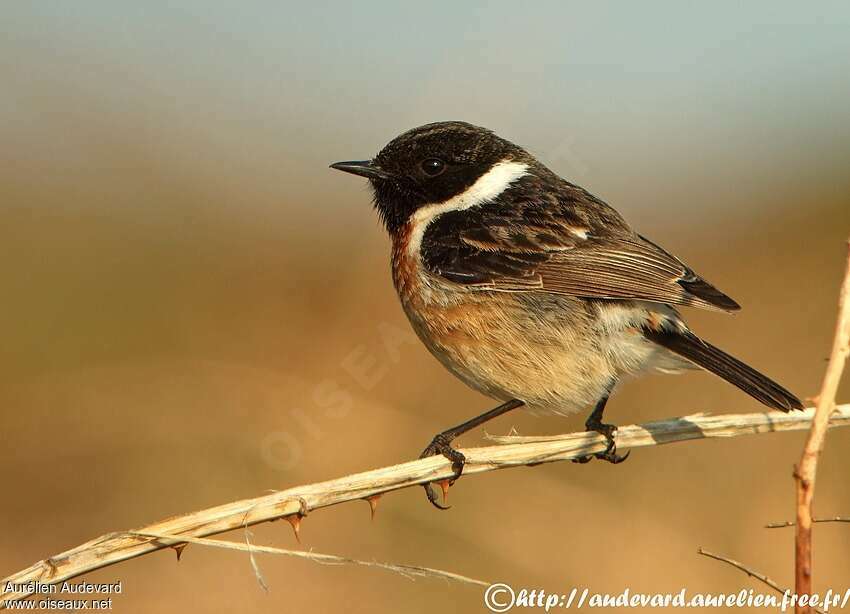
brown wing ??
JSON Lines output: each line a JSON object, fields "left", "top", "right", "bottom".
{"left": 420, "top": 182, "right": 740, "bottom": 312}
{"left": 535, "top": 234, "right": 740, "bottom": 311}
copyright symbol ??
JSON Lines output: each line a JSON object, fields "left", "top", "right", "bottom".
{"left": 484, "top": 583, "right": 515, "bottom": 612}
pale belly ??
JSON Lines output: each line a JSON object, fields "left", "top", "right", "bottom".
{"left": 398, "top": 279, "right": 691, "bottom": 416}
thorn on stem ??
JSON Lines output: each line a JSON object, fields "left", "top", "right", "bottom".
{"left": 173, "top": 543, "right": 187, "bottom": 561}
{"left": 365, "top": 495, "right": 381, "bottom": 521}
{"left": 285, "top": 513, "right": 303, "bottom": 543}
{"left": 436, "top": 479, "right": 452, "bottom": 505}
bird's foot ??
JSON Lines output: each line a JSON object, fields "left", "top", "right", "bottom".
{"left": 419, "top": 433, "right": 466, "bottom": 510}
{"left": 572, "top": 420, "right": 630, "bottom": 464}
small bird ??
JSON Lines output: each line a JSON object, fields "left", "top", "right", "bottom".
{"left": 330, "top": 121, "right": 803, "bottom": 508}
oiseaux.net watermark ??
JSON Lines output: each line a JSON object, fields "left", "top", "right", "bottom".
{"left": 484, "top": 583, "right": 850, "bottom": 611}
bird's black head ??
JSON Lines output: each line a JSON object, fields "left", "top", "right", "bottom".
{"left": 330, "top": 121, "right": 531, "bottom": 234}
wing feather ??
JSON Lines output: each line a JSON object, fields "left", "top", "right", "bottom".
{"left": 420, "top": 176, "right": 740, "bottom": 312}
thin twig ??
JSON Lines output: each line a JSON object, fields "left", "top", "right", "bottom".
{"left": 697, "top": 548, "right": 827, "bottom": 614}
{"left": 765, "top": 517, "right": 850, "bottom": 529}
{"left": 242, "top": 508, "right": 269, "bottom": 592}
{"left": 794, "top": 239, "right": 850, "bottom": 613}
{"left": 2, "top": 406, "right": 848, "bottom": 608}
{"left": 130, "top": 532, "right": 488, "bottom": 587}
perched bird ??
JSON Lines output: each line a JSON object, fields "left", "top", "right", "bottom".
{"left": 330, "top": 121, "right": 802, "bottom": 508}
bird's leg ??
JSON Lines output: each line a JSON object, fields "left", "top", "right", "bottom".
{"left": 419, "top": 398, "right": 524, "bottom": 510}
{"left": 572, "top": 393, "right": 630, "bottom": 464}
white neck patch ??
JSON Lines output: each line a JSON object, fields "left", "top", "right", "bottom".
{"left": 407, "top": 159, "right": 530, "bottom": 257}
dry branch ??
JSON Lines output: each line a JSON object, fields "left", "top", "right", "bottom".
{"left": 3, "top": 405, "right": 849, "bottom": 608}
{"left": 130, "top": 532, "right": 488, "bottom": 587}
{"left": 697, "top": 549, "right": 827, "bottom": 614}
{"left": 794, "top": 240, "right": 850, "bottom": 613}
{"left": 766, "top": 517, "right": 850, "bottom": 529}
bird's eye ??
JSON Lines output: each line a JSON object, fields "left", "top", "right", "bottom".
{"left": 420, "top": 158, "right": 446, "bottom": 177}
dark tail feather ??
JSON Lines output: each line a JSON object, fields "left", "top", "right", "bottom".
{"left": 678, "top": 275, "right": 741, "bottom": 312}
{"left": 644, "top": 328, "right": 804, "bottom": 412}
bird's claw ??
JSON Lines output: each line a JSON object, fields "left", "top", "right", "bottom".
{"left": 572, "top": 422, "right": 630, "bottom": 464}
{"left": 420, "top": 433, "right": 466, "bottom": 510}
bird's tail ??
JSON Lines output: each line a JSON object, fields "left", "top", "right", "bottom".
{"left": 644, "top": 327, "right": 803, "bottom": 412}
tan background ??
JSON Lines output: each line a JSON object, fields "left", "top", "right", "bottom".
{"left": 2, "top": 3, "right": 850, "bottom": 612}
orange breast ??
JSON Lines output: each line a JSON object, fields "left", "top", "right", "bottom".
{"left": 391, "top": 222, "right": 423, "bottom": 307}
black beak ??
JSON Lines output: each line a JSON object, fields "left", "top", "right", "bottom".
{"left": 329, "top": 160, "right": 393, "bottom": 181}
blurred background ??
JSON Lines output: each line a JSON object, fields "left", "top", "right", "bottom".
{"left": 2, "top": 2, "right": 850, "bottom": 612}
